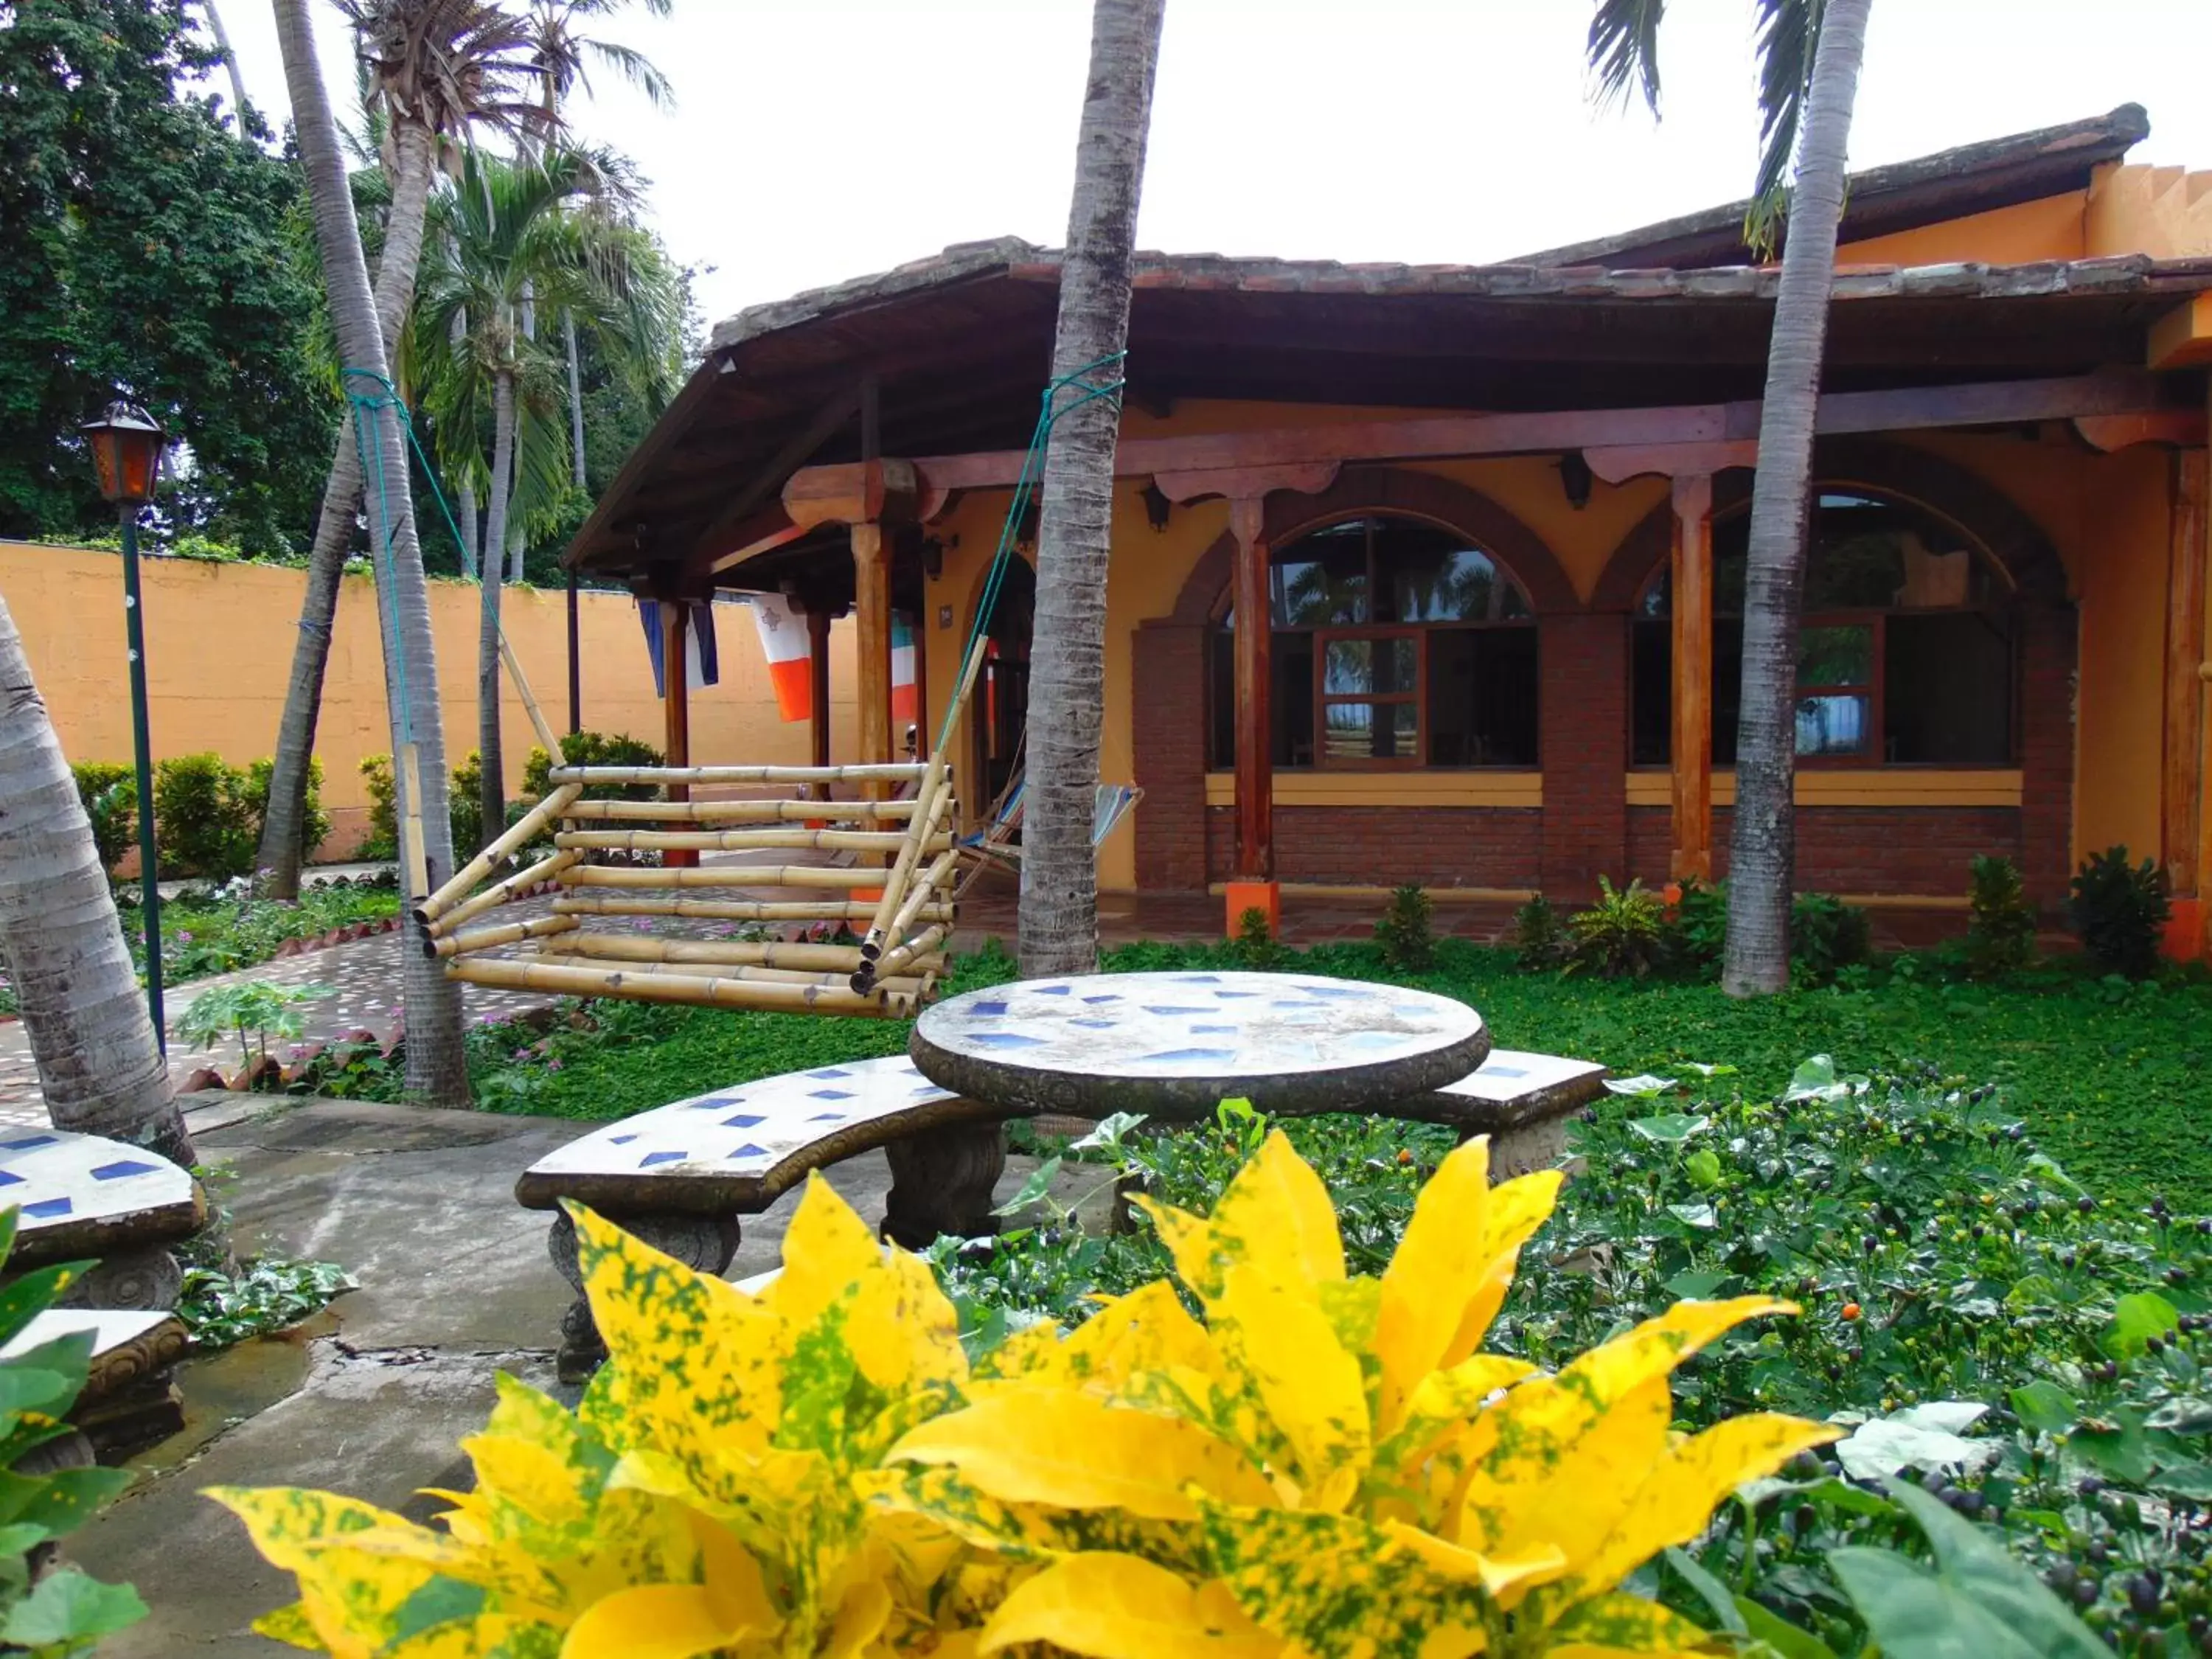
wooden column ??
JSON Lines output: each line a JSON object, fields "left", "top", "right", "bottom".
{"left": 2166, "top": 448, "right": 2209, "bottom": 957}
{"left": 1228, "top": 496, "right": 1276, "bottom": 931}
{"left": 1669, "top": 473, "right": 1715, "bottom": 884}
{"left": 911, "top": 605, "right": 929, "bottom": 761}
{"left": 806, "top": 603, "right": 832, "bottom": 803}
{"left": 852, "top": 522, "right": 894, "bottom": 784}
{"left": 658, "top": 598, "right": 697, "bottom": 868}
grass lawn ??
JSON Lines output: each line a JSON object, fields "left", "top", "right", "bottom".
{"left": 464, "top": 936, "right": 2212, "bottom": 1210}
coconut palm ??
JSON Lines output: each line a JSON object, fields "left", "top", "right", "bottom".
{"left": 256, "top": 0, "right": 550, "bottom": 899}
{"left": 0, "top": 592, "right": 195, "bottom": 1165}
{"left": 1018, "top": 0, "right": 1167, "bottom": 978}
{"left": 1588, "top": 0, "right": 1874, "bottom": 995}
{"left": 274, "top": 0, "right": 472, "bottom": 1104}
{"left": 407, "top": 145, "right": 682, "bottom": 848}
{"left": 520, "top": 0, "right": 675, "bottom": 562}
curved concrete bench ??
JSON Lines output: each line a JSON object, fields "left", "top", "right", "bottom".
{"left": 0, "top": 1130, "right": 206, "bottom": 1310}
{"left": 519, "top": 1046, "right": 1606, "bottom": 1380}
{"left": 516, "top": 1054, "right": 1029, "bottom": 1380}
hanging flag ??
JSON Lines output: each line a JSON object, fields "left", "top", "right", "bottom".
{"left": 638, "top": 599, "right": 720, "bottom": 698}
{"left": 748, "top": 595, "right": 812, "bottom": 723}
{"left": 891, "top": 613, "right": 919, "bottom": 726}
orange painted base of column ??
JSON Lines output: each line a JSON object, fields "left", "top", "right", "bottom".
{"left": 1225, "top": 880, "right": 1281, "bottom": 940}
{"left": 663, "top": 850, "right": 700, "bottom": 870}
{"left": 2163, "top": 897, "right": 2207, "bottom": 962}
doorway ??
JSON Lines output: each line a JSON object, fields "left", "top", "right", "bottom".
{"left": 973, "top": 556, "right": 1034, "bottom": 817}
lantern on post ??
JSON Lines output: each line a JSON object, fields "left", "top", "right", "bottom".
{"left": 80, "top": 401, "right": 170, "bottom": 1054}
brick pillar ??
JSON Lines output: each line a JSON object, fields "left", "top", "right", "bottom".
{"left": 1133, "top": 620, "right": 1209, "bottom": 891}
{"left": 1539, "top": 610, "right": 1628, "bottom": 902}
{"left": 2018, "top": 601, "right": 2078, "bottom": 913}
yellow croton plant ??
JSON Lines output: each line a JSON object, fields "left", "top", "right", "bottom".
{"left": 213, "top": 1129, "right": 1838, "bottom": 1658}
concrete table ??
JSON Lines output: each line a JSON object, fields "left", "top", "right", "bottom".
{"left": 0, "top": 1130, "right": 204, "bottom": 1310}
{"left": 911, "top": 970, "right": 1490, "bottom": 1120}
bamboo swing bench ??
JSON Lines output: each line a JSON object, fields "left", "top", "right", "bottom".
{"left": 415, "top": 754, "right": 960, "bottom": 1019}
{"left": 403, "top": 352, "right": 1131, "bottom": 1023}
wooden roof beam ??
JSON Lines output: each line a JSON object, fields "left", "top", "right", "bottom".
{"left": 779, "top": 369, "right": 2178, "bottom": 506}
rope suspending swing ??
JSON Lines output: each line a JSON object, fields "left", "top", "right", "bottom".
{"left": 410, "top": 353, "right": 1125, "bottom": 1020}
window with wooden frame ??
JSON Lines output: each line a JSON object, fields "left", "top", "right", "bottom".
{"left": 1207, "top": 515, "right": 1539, "bottom": 770}
{"left": 1630, "top": 490, "right": 2017, "bottom": 768}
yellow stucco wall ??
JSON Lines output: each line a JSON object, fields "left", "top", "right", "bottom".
{"left": 0, "top": 542, "right": 856, "bottom": 858}
{"left": 908, "top": 403, "right": 2183, "bottom": 891}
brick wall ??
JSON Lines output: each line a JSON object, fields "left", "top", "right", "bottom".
{"left": 1627, "top": 804, "right": 2024, "bottom": 896}
{"left": 1205, "top": 805, "right": 1543, "bottom": 888}
{"left": 1539, "top": 611, "right": 1628, "bottom": 902}
{"left": 1133, "top": 621, "right": 1209, "bottom": 891}
{"left": 2017, "top": 603, "right": 2077, "bottom": 910}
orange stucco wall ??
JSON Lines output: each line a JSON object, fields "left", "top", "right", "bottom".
{"left": 911, "top": 400, "right": 2185, "bottom": 893}
{"left": 1840, "top": 192, "right": 2090, "bottom": 266}
{"left": 0, "top": 542, "right": 856, "bottom": 858}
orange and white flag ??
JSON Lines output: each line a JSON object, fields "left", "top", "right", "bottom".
{"left": 892, "top": 615, "right": 919, "bottom": 726}
{"left": 748, "top": 595, "right": 811, "bottom": 723}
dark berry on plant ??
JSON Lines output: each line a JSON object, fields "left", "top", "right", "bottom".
{"left": 2082, "top": 1477, "right": 2108, "bottom": 1498}
{"left": 2132, "top": 1576, "right": 2163, "bottom": 1618}
{"left": 2079, "top": 1196, "right": 2096, "bottom": 1215}
{"left": 1794, "top": 1503, "right": 1818, "bottom": 1534}
{"left": 2074, "top": 1577, "right": 2100, "bottom": 1607}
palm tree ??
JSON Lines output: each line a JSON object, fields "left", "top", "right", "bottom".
{"left": 256, "top": 0, "right": 549, "bottom": 898}
{"left": 0, "top": 592, "right": 195, "bottom": 1166}
{"left": 407, "top": 144, "right": 681, "bottom": 848}
{"left": 521, "top": 0, "right": 675, "bottom": 553}
{"left": 1017, "top": 0, "right": 1167, "bottom": 978}
{"left": 274, "top": 0, "right": 473, "bottom": 1105}
{"left": 1589, "top": 0, "right": 1874, "bottom": 995}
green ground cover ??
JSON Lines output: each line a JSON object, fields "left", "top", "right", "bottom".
{"left": 434, "top": 936, "right": 2212, "bottom": 1208}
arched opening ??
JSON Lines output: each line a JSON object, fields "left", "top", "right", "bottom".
{"left": 1632, "top": 489, "right": 2019, "bottom": 768}
{"left": 971, "top": 554, "right": 1035, "bottom": 810}
{"left": 1206, "top": 512, "right": 1539, "bottom": 770}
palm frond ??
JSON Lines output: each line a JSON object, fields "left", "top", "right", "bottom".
{"left": 576, "top": 38, "right": 675, "bottom": 110}
{"left": 1745, "top": 0, "right": 1825, "bottom": 254}
{"left": 1586, "top": 0, "right": 1668, "bottom": 113}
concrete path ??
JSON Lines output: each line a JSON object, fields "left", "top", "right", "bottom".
{"left": 60, "top": 1093, "right": 1076, "bottom": 1656}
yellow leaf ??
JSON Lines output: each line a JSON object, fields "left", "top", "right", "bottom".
{"left": 386, "top": 1615, "right": 563, "bottom": 1656}
{"left": 1211, "top": 1262, "right": 1370, "bottom": 1509}
{"left": 1439, "top": 1170, "right": 1565, "bottom": 1370}
{"left": 1545, "top": 1588, "right": 1714, "bottom": 1652}
{"left": 459, "top": 1434, "right": 591, "bottom": 1531}
{"left": 821, "top": 1579, "right": 894, "bottom": 1659}
{"left": 1378, "top": 1353, "right": 1536, "bottom": 1477}
{"left": 1374, "top": 1134, "right": 1492, "bottom": 1432}
{"left": 767, "top": 1175, "right": 967, "bottom": 1394}
{"left": 979, "top": 1554, "right": 1284, "bottom": 1659}
{"left": 1132, "top": 1195, "right": 1217, "bottom": 1300}
{"left": 1377, "top": 1519, "right": 1565, "bottom": 1604}
{"left": 1572, "top": 1413, "right": 1842, "bottom": 1598}
{"left": 206, "top": 1486, "right": 432, "bottom": 1573}
{"left": 249, "top": 1601, "right": 322, "bottom": 1652}
{"left": 560, "top": 1583, "right": 763, "bottom": 1659}
{"left": 1456, "top": 1376, "right": 1675, "bottom": 1569}
{"left": 1206, "top": 1131, "right": 1344, "bottom": 1297}
{"left": 1061, "top": 1281, "right": 1220, "bottom": 1388}
{"left": 890, "top": 1388, "right": 1276, "bottom": 1520}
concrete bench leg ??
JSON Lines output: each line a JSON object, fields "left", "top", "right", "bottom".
{"left": 56, "top": 1247, "right": 183, "bottom": 1312}
{"left": 881, "top": 1123, "right": 1007, "bottom": 1250}
{"left": 547, "top": 1211, "right": 740, "bottom": 1384}
{"left": 1457, "top": 1118, "right": 1576, "bottom": 1180}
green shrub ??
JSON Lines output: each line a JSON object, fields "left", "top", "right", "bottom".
{"left": 1371, "top": 883, "right": 1435, "bottom": 971}
{"left": 70, "top": 761, "right": 137, "bottom": 874}
{"left": 2067, "top": 844, "right": 2171, "bottom": 979}
{"left": 152, "top": 753, "right": 257, "bottom": 878}
{"left": 0, "top": 1210, "right": 147, "bottom": 1648}
{"left": 1566, "top": 874, "right": 1668, "bottom": 978}
{"left": 1510, "top": 892, "right": 1570, "bottom": 970}
{"left": 1966, "top": 854, "right": 2037, "bottom": 979}
{"left": 1230, "top": 905, "right": 1280, "bottom": 967}
{"left": 448, "top": 750, "right": 484, "bottom": 858}
{"left": 1670, "top": 874, "right": 1728, "bottom": 973}
{"left": 1790, "top": 889, "right": 1871, "bottom": 986}
{"left": 357, "top": 754, "right": 398, "bottom": 860}
{"left": 520, "top": 730, "right": 664, "bottom": 804}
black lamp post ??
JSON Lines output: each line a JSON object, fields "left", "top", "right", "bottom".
{"left": 81, "top": 402, "right": 170, "bottom": 1054}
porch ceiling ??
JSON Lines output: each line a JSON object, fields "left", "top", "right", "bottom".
{"left": 568, "top": 242, "right": 2212, "bottom": 584}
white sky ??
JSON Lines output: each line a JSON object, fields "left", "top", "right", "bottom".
{"left": 216, "top": 0, "right": 2212, "bottom": 331}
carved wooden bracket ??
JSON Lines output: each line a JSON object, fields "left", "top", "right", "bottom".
{"left": 1152, "top": 460, "right": 1341, "bottom": 507}
{"left": 2073, "top": 411, "right": 2209, "bottom": 452}
{"left": 782, "top": 459, "right": 922, "bottom": 531}
{"left": 1589, "top": 441, "right": 1759, "bottom": 485}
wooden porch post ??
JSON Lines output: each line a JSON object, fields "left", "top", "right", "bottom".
{"left": 852, "top": 521, "right": 894, "bottom": 780}
{"left": 2166, "top": 448, "right": 2209, "bottom": 957}
{"left": 1228, "top": 495, "right": 1277, "bottom": 933}
{"left": 911, "top": 605, "right": 929, "bottom": 761}
{"left": 807, "top": 602, "right": 832, "bottom": 802}
{"left": 658, "top": 597, "right": 697, "bottom": 868}
{"left": 1669, "top": 473, "right": 1716, "bottom": 885}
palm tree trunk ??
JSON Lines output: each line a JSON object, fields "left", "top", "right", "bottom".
{"left": 1720, "top": 0, "right": 1874, "bottom": 997}
{"left": 479, "top": 369, "right": 517, "bottom": 853}
{"left": 201, "top": 0, "right": 253, "bottom": 128}
{"left": 458, "top": 479, "right": 481, "bottom": 577}
{"left": 254, "top": 118, "right": 439, "bottom": 896}
{"left": 275, "top": 0, "right": 470, "bottom": 1105}
{"left": 564, "top": 307, "right": 589, "bottom": 490}
{"left": 0, "top": 594, "right": 193, "bottom": 1166}
{"left": 1017, "top": 0, "right": 1166, "bottom": 979}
